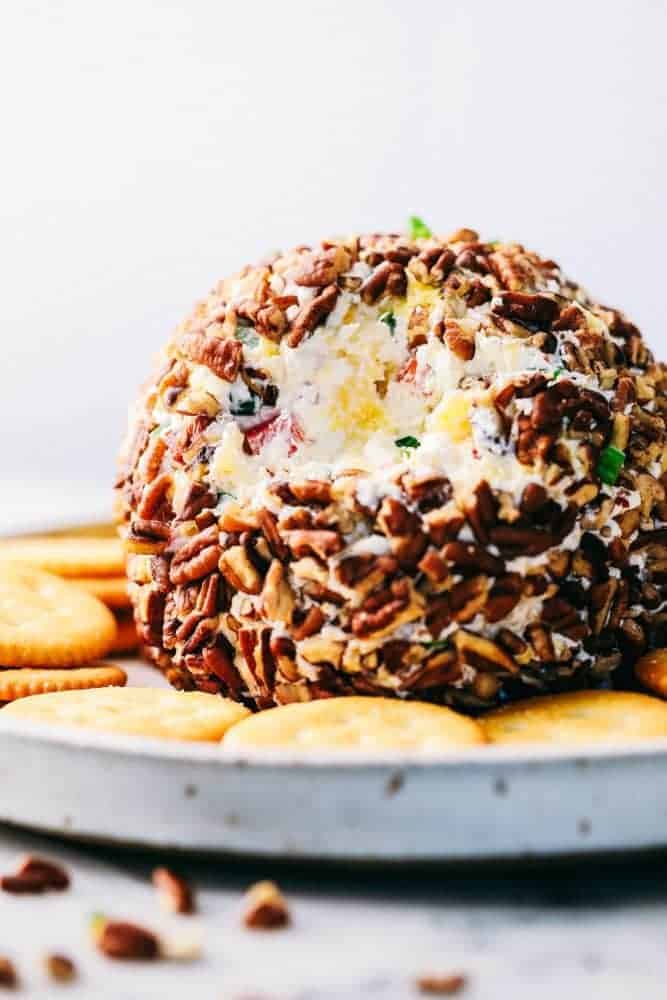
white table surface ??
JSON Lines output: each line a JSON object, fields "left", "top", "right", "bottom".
{"left": 2, "top": 819, "right": 667, "bottom": 999}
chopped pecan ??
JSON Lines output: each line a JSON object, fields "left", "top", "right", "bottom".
{"left": 261, "top": 561, "right": 295, "bottom": 622}
{"left": 408, "top": 305, "right": 430, "bottom": 347}
{"left": 485, "top": 574, "right": 523, "bottom": 623}
{"left": 285, "top": 480, "right": 333, "bottom": 506}
{"left": 464, "top": 279, "right": 491, "bottom": 307}
{"left": 181, "top": 617, "right": 217, "bottom": 654}
{"left": 442, "top": 540, "right": 505, "bottom": 577}
{"left": 453, "top": 629, "right": 519, "bottom": 673}
{"left": 444, "top": 319, "right": 475, "bottom": 361}
{"left": 489, "top": 524, "right": 555, "bottom": 556}
{"left": 170, "top": 545, "right": 221, "bottom": 587}
{"left": 282, "top": 529, "right": 343, "bottom": 561}
{"left": 519, "top": 483, "right": 548, "bottom": 515}
{"left": 298, "top": 635, "right": 344, "bottom": 667}
{"left": 219, "top": 545, "right": 263, "bottom": 594}
{"left": 0, "top": 855, "right": 70, "bottom": 895}
{"left": 493, "top": 291, "right": 559, "bottom": 330}
{"left": 464, "top": 482, "right": 498, "bottom": 544}
{"left": 0, "top": 958, "right": 17, "bottom": 988}
{"left": 138, "top": 434, "right": 167, "bottom": 483}
{"left": 408, "top": 246, "right": 455, "bottom": 285}
{"left": 45, "top": 954, "right": 76, "bottom": 983}
{"left": 426, "top": 593, "right": 452, "bottom": 637}
{"left": 636, "top": 472, "right": 665, "bottom": 519}
{"left": 152, "top": 867, "right": 195, "bottom": 915}
{"left": 95, "top": 919, "right": 160, "bottom": 961}
{"left": 242, "top": 880, "right": 290, "bottom": 930}
{"left": 238, "top": 627, "right": 276, "bottom": 693}
{"left": 178, "top": 331, "right": 242, "bottom": 381}
{"left": 254, "top": 298, "right": 297, "bottom": 341}
{"left": 359, "top": 260, "right": 407, "bottom": 304}
{"left": 137, "top": 588, "right": 166, "bottom": 646}
{"left": 289, "top": 605, "right": 324, "bottom": 641}
{"left": 178, "top": 482, "right": 216, "bottom": 521}
{"left": 287, "top": 284, "right": 338, "bottom": 347}
{"left": 270, "top": 635, "right": 299, "bottom": 681}
{"left": 294, "top": 246, "right": 351, "bottom": 287}
{"left": 449, "top": 575, "right": 488, "bottom": 623}
{"left": 425, "top": 507, "right": 465, "bottom": 546}
{"left": 418, "top": 548, "right": 450, "bottom": 584}
{"left": 590, "top": 578, "right": 618, "bottom": 634}
{"left": 351, "top": 579, "right": 411, "bottom": 637}
{"left": 417, "top": 972, "right": 467, "bottom": 995}
{"left": 456, "top": 248, "right": 488, "bottom": 273}
{"left": 203, "top": 636, "right": 244, "bottom": 695}
{"left": 377, "top": 497, "right": 420, "bottom": 537}
{"left": 137, "top": 473, "right": 173, "bottom": 521}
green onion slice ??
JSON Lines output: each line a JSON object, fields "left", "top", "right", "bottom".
{"left": 597, "top": 445, "right": 625, "bottom": 485}
{"left": 409, "top": 216, "right": 432, "bottom": 240}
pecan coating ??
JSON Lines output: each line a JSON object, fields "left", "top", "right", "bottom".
{"left": 117, "top": 227, "right": 667, "bottom": 711}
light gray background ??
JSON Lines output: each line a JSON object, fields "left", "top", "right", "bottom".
{"left": 2, "top": 0, "right": 666, "bottom": 496}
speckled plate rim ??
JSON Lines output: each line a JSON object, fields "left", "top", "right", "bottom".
{"left": 3, "top": 712, "right": 667, "bottom": 860}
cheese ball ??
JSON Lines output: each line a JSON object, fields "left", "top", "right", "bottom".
{"left": 116, "top": 227, "right": 667, "bottom": 710}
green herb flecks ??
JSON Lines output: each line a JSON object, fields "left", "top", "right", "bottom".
{"left": 235, "top": 327, "right": 260, "bottom": 349}
{"left": 379, "top": 311, "right": 396, "bottom": 334}
{"left": 228, "top": 387, "right": 258, "bottom": 416}
{"left": 597, "top": 445, "right": 625, "bottom": 486}
{"left": 395, "top": 435, "right": 420, "bottom": 450}
{"left": 421, "top": 640, "right": 450, "bottom": 652}
{"left": 550, "top": 367, "right": 564, "bottom": 381}
{"left": 409, "top": 216, "right": 432, "bottom": 240}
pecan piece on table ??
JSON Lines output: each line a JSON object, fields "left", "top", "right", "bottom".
{"left": 1, "top": 855, "right": 70, "bottom": 894}
{"left": 0, "top": 957, "right": 17, "bottom": 988}
{"left": 417, "top": 972, "right": 467, "bottom": 995}
{"left": 178, "top": 331, "right": 242, "bottom": 381}
{"left": 94, "top": 918, "right": 160, "bottom": 961}
{"left": 45, "top": 954, "right": 76, "bottom": 983}
{"left": 242, "top": 880, "right": 290, "bottom": 930}
{"left": 152, "top": 867, "right": 195, "bottom": 915}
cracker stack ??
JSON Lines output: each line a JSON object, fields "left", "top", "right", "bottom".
{"left": 0, "top": 529, "right": 135, "bottom": 702}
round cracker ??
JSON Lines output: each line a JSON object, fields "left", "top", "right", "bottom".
{"left": 0, "top": 537, "right": 124, "bottom": 578}
{"left": 482, "top": 690, "right": 667, "bottom": 745}
{"left": 2, "top": 687, "right": 250, "bottom": 742}
{"left": 72, "top": 576, "right": 130, "bottom": 610}
{"left": 0, "top": 664, "right": 126, "bottom": 701}
{"left": 223, "top": 696, "right": 484, "bottom": 752}
{"left": 635, "top": 649, "right": 667, "bottom": 698}
{"left": 0, "top": 567, "right": 117, "bottom": 667}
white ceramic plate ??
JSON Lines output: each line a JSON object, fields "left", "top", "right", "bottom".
{"left": 1, "top": 661, "right": 666, "bottom": 861}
